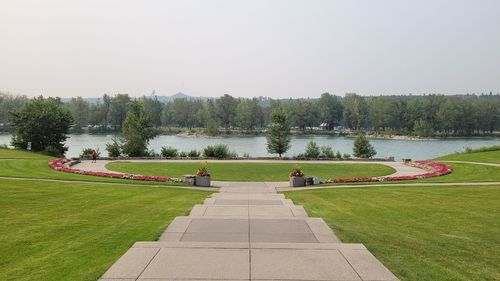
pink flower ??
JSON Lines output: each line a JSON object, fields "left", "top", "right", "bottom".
{"left": 330, "top": 161, "right": 452, "bottom": 183}
{"left": 48, "top": 158, "right": 173, "bottom": 182}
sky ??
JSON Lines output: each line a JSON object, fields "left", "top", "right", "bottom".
{"left": 0, "top": 0, "right": 499, "bottom": 99}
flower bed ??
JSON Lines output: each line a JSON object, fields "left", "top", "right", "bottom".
{"left": 48, "top": 158, "right": 173, "bottom": 182}
{"left": 330, "top": 161, "right": 452, "bottom": 183}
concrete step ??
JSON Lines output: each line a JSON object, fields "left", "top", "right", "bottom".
{"left": 203, "top": 197, "right": 295, "bottom": 206}
{"left": 99, "top": 241, "right": 399, "bottom": 281}
{"left": 188, "top": 204, "right": 308, "bottom": 218}
{"left": 159, "top": 216, "right": 340, "bottom": 243}
{"left": 210, "top": 193, "right": 286, "bottom": 200}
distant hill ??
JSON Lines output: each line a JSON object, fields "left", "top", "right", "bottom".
{"left": 154, "top": 92, "right": 213, "bottom": 102}
{"left": 61, "top": 92, "right": 213, "bottom": 104}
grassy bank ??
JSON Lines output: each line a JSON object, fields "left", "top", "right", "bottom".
{"left": 0, "top": 148, "right": 185, "bottom": 186}
{"left": 106, "top": 162, "right": 396, "bottom": 181}
{"left": 0, "top": 179, "right": 211, "bottom": 281}
{"left": 435, "top": 148, "right": 500, "bottom": 164}
{"left": 284, "top": 185, "right": 500, "bottom": 281}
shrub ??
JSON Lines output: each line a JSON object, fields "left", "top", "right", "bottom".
{"left": 304, "top": 140, "right": 321, "bottom": 158}
{"left": 335, "top": 151, "right": 342, "bottom": 159}
{"left": 179, "top": 151, "right": 188, "bottom": 157}
{"left": 242, "top": 152, "right": 251, "bottom": 158}
{"left": 289, "top": 164, "right": 305, "bottom": 177}
{"left": 188, "top": 149, "right": 201, "bottom": 157}
{"left": 0, "top": 144, "right": 9, "bottom": 149}
{"left": 43, "top": 145, "right": 65, "bottom": 157}
{"left": 320, "top": 145, "right": 335, "bottom": 158}
{"left": 203, "top": 143, "right": 230, "bottom": 158}
{"left": 80, "top": 148, "right": 101, "bottom": 159}
{"left": 343, "top": 153, "right": 351, "bottom": 159}
{"left": 106, "top": 137, "right": 122, "bottom": 157}
{"left": 161, "top": 146, "right": 178, "bottom": 157}
{"left": 196, "top": 161, "right": 210, "bottom": 176}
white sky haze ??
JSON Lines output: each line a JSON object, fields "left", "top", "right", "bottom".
{"left": 0, "top": 0, "right": 499, "bottom": 98}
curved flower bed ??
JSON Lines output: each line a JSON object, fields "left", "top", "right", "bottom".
{"left": 48, "top": 158, "right": 172, "bottom": 182}
{"left": 330, "top": 160, "right": 452, "bottom": 183}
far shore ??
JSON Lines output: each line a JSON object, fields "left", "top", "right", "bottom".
{"left": 1, "top": 130, "right": 499, "bottom": 141}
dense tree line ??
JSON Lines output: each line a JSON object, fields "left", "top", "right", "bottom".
{"left": 1, "top": 92, "right": 499, "bottom": 137}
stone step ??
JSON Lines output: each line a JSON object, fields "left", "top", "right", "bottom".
{"left": 203, "top": 197, "right": 295, "bottom": 206}
{"left": 159, "top": 216, "right": 340, "bottom": 243}
{"left": 188, "top": 204, "right": 308, "bottom": 218}
{"left": 210, "top": 193, "right": 286, "bottom": 200}
{"left": 99, "top": 241, "right": 399, "bottom": 281}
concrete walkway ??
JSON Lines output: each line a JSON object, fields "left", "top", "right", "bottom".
{"left": 99, "top": 182, "right": 399, "bottom": 281}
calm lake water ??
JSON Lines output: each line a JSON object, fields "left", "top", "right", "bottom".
{"left": 0, "top": 134, "right": 498, "bottom": 160}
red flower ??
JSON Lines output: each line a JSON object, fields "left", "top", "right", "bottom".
{"left": 48, "top": 158, "right": 173, "bottom": 183}
{"left": 330, "top": 161, "right": 452, "bottom": 183}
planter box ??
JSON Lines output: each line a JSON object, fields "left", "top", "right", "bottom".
{"left": 195, "top": 175, "right": 211, "bottom": 187}
{"left": 289, "top": 176, "right": 306, "bottom": 187}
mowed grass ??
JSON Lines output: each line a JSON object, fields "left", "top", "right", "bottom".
{"left": 0, "top": 179, "right": 211, "bottom": 281}
{"left": 415, "top": 162, "right": 500, "bottom": 183}
{"left": 323, "top": 150, "right": 500, "bottom": 186}
{"left": 0, "top": 149, "right": 185, "bottom": 186}
{"left": 284, "top": 185, "right": 500, "bottom": 281}
{"left": 106, "top": 162, "right": 396, "bottom": 181}
{"left": 435, "top": 149, "right": 500, "bottom": 164}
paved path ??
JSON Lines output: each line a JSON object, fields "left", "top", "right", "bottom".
{"left": 73, "top": 159, "right": 427, "bottom": 179}
{"left": 99, "top": 182, "right": 399, "bottom": 281}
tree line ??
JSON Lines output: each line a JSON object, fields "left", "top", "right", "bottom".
{"left": 1, "top": 92, "right": 499, "bottom": 137}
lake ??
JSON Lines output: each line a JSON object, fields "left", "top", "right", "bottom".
{"left": 0, "top": 134, "right": 498, "bottom": 160}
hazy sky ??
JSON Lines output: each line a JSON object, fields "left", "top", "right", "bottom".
{"left": 1, "top": 0, "right": 499, "bottom": 98}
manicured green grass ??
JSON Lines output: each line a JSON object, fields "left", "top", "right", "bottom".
{"left": 0, "top": 179, "right": 211, "bottom": 281}
{"left": 106, "top": 162, "right": 396, "bottom": 181}
{"left": 284, "top": 185, "right": 500, "bottom": 281}
{"left": 360, "top": 162, "right": 500, "bottom": 184}
{"left": 415, "top": 162, "right": 500, "bottom": 183}
{"left": 0, "top": 148, "right": 53, "bottom": 159}
{"left": 0, "top": 149, "right": 185, "bottom": 186}
{"left": 435, "top": 149, "right": 500, "bottom": 164}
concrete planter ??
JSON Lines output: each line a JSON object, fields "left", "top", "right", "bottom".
{"left": 289, "top": 176, "right": 306, "bottom": 187}
{"left": 195, "top": 175, "right": 211, "bottom": 187}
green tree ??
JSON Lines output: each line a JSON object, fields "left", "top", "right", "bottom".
{"left": 266, "top": 108, "right": 291, "bottom": 157}
{"left": 142, "top": 96, "right": 163, "bottom": 128}
{"left": 413, "top": 119, "right": 434, "bottom": 137}
{"left": 216, "top": 94, "right": 237, "bottom": 131}
{"left": 109, "top": 94, "right": 130, "bottom": 130}
{"left": 343, "top": 93, "right": 368, "bottom": 131}
{"left": 235, "top": 99, "right": 254, "bottom": 131}
{"left": 10, "top": 97, "right": 73, "bottom": 156}
{"left": 319, "top": 93, "right": 343, "bottom": 129}
{"left": 67, "top": 97, "right": 89, "bottom": 133}
{"left": 120, "top": 101, "right": 157, "bottom": 157}
{"left": 205, "top": 118, "right": 219, "bottom": 136}
{"left": 352, "top": 133, "right": 376, "bottom": 158}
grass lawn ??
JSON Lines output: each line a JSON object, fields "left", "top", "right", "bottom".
{"left": 0, "top": 149, "right": 185, "bottom": 186}
{"left": 284, "top": 185, "right": 500, "bottom": 281}
{"left": 435, "top": 149, "right": 500, "bottom": 164}
{"left": 0, "top": 179, "right": 211, "bottom": 281}
{"left": 106, "top": 162, "right": 396, "bottom": 181}
{"left": 415, "top": 162, "right": 500, "bottom": 183}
